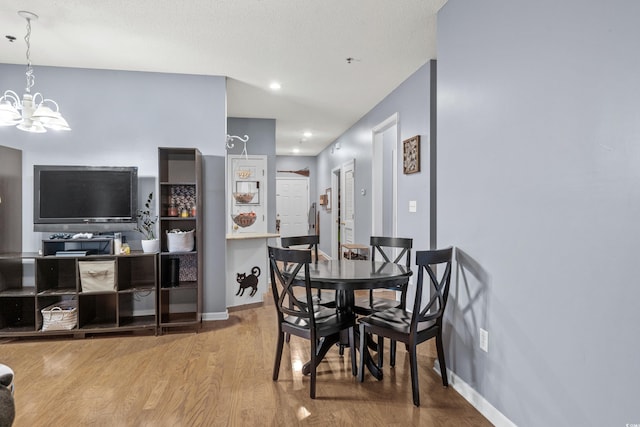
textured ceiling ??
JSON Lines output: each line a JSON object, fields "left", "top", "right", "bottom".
{"left": 0, "top": 0, "right": 446, "bottom": 155}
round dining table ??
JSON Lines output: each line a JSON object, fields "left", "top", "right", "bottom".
{"left": 298, "top": 259, "right": 412, "bottom": 378}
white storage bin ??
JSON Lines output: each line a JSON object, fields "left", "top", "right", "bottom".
{"left": 167, "top": 230, "right": 195, "bottom": 252}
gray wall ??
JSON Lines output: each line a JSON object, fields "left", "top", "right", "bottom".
{"left": 203, "top": 155, "right": 227, "bottom": 315}
{"left": 438, "top": 1, "right": 640, "bottom": 425}
{"left": 0, "top": 64, "right": 227, "bottom": 315}
{"left": 227, "top": 117, "right": 276, "bottom": 233}
{"left": 316, "top": 61, "right": 435, "bottom": 256}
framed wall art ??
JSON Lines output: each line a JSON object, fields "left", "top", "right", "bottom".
{"left": 403, "top": 135, "right": 420, "bottom": 174}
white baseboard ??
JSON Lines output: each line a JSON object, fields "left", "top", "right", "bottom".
{"left": 202, "top": 311, "right": 229, "bottom": 321}
{"left": 318, "top": 249, "right": 331, "bottom": 260}
{"left": 434, "top": 361, "right": 516, "bottom": 427}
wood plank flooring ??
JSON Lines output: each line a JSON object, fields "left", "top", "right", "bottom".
{"left": 2, "top": 293, "right": 491, "bottom": 427}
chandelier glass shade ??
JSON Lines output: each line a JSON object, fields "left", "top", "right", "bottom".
{"left": 0, "top": 11, "right": 70, "bottom": 133}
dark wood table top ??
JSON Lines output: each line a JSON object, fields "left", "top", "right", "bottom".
{"left": 301, "top": 259, "right": 412, "bottom": 290}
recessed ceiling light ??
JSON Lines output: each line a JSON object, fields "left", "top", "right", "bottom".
{"left": 303, "top": 131, "right": 312, "bottom": 138}
{"left": 269, "top": 82, "right": 281, "bottom": 90}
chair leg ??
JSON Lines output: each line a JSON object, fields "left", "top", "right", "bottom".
{"left": 377, "top": 336, "right": 384, "bottom": 367}
{"left": 273, "top": 331, "right": 285, "bottom": 381}
{"left": 310, "top": 335, "right": 317, "bottom": 399}
{"left": 390, "top": 339, "right": 397, "bottom": 367}
{"left": 285, "top": 332, "right": 290, "bottom": 343}
{"left": 349, "top": 326, "right": 357, "bottom": 376}
{"left": 409, "top": 343, "right": 420, "bottom": 407}
{"left": 435, "top": 330, "right": 449, "bottom": 387}
{"left": 357, "top": 323, "right": 366, "bottom": 382}
{"left": 366, "top": 333, "right": 378, "bottom": 350}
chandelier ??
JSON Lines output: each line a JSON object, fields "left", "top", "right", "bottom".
{"left": 0, "top": 11, "right": 70, "bottom": 133}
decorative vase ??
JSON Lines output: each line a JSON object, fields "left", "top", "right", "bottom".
{"left": 141, "top": 239, "right": 160, "bottom": 253}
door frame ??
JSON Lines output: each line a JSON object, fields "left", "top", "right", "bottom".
{"left": 330, "top": 166, "right": 340, "bottom": 259}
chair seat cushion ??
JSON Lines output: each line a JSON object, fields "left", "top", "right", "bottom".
{"left": 359, "top": 307, "right": 436, "bottom": 335}
{"left": 284, "top": 307, "right": 355, "bottom": 334}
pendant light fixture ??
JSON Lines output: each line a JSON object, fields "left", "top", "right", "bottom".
{"left": 0, "top": 11, "right": 70, "bottom": 133}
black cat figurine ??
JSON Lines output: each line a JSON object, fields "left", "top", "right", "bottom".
{"left": 236, "top": 266, "right": 260, "bottom": 297}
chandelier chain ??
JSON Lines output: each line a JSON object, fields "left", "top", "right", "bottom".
{"left": 24, "top": 16, "right": 34, "bottom": 93}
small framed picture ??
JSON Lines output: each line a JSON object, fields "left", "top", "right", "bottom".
{"left": 403, "top": 135, "right": 420, "bottom": 174}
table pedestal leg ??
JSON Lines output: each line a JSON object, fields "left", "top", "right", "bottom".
{"left": 301, "top": 289, "right": 381, "bottom": 379}
{"left": 301, "top": 335, "right": 340, "bottom": 375}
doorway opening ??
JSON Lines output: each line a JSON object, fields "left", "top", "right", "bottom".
{"left": 372, "top": 113, "right": 398, "bottom": 237}
{"left": 276, "top": 177, "right": 310, "bottom": 238}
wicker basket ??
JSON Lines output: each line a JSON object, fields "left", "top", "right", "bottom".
{"left": 233, "top": 192, "right": 256, "bottom": 204}
{"left": 232, "top": 213, "right": 257, "bottom": 228}
{"left": 41, "top": 300, "right": 77, "bottom": 331}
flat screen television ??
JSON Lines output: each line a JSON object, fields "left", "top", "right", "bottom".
{"left": 34, "top": 165, "right": 138, "bottom": 232}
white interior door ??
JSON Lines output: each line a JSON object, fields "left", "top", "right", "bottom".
{"left": 276, "top": 177, "right": 309, "bottom": 237}
{"left": 340, "top": 159, "right": 355, "bottom": 247}
{"left": 228, "top": 155, "right": 267, "bottom": 234}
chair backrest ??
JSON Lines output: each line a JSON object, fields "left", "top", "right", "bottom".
{"left": 370, "top": 236, "right": 413, "bottom": 268}
{"left": 412, "top": 247, "right": 454, "bottom": 332}
{"left": 268, "top": 245, "right": 315, "bottom": 327}
{"left": 281, "top": 235, "right": 319, "bottom": 263}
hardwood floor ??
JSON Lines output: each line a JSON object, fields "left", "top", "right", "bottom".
{"left": 2, "top": 293, "right": 490, "bottom": 427}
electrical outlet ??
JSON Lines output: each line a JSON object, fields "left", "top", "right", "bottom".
{"left": 479, "top": 328, "right": 489, "bottom": 352}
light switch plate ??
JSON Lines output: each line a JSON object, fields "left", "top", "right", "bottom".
{"left": 409, "top": 200, "right": 417, "bottom": 213}
{"left": 479, "top": 328, "right": 489, "bottom": 352}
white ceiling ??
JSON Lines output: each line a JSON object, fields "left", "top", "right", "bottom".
{"left": 0, "top": 0, "right": 446, "bottom": 155}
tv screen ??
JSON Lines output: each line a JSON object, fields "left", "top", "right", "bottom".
{"left": 34, "top": 165, "right": 138, "bottom": 232}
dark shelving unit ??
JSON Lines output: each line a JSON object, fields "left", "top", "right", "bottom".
{"left": 157, "top": 147, "right": 203, "bottom": 333}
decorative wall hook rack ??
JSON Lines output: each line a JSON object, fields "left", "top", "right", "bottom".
{"left": 226, "top": 134, "right": 250, "bottom": 159}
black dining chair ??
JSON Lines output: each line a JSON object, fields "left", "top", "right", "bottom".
{"left": 268, "top": 246, "right": 357, "bottom": 399}
{"left": 280, "top": 235, "right": 336, "bottom": 346}
{"left": 353, "top": 236, "right": 413, "bottom": 366}
{"left": 280, "top": 235, "right": 335, "bottom": 307}
{"left": 357, "top": 247, "right": 453, "bottom": 407}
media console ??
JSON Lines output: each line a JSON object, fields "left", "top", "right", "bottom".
{"left": 0, "top": 251, "right": 158, "bottom": 338}
{"left": 41, "top": 238, "right": 114, "bottom": 256}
